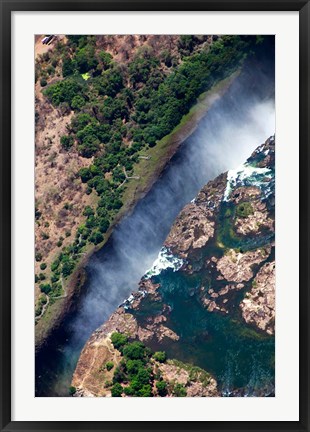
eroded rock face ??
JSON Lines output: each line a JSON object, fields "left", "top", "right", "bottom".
{"left": 165, "top": 203, "right": 215, "bottom": 258}
{"left": 233, "top": 192, "right": 274, "bottom": 236}
{"left": 164, "top": 171, "right": 228, "bottom": 259}
{"left": 72, "top": 136, "right": 275, "bottom": 396}
{"left": 216, "top": 247, "right": 271, "bottom": 283}
{"left": 159, "top": 362, "right": 219, "bottom": 397}
{"left": 240, "top": 261, "right": 275, "bottom": 335}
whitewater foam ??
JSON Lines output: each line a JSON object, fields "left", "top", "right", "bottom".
{"left": 223, "top": 163, "right": 273, "bottom": 202}
{"left": 144, "top": 247, "right": 185, "bottom": 278}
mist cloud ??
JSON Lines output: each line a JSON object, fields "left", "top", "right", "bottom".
{"left": 67, "top": 68, "right": 275, "bottom": 350}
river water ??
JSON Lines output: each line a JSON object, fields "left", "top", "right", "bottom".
{"left": 35, "top": 61, "right": 275, "bottom": 397}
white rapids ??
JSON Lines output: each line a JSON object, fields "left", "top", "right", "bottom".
{"left": 144, "top": 247, "right": 185, "bottom": 279}
{"left": 223, "top": 163, "right": 273, "bottom": 202}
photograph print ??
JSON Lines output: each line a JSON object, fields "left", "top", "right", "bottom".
{"left": 34, "top": 34, "right": 275, "bottom": 398}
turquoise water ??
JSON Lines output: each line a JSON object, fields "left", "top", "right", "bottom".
{"left": 134, "top": 267, "right": 275, "bottom": 396}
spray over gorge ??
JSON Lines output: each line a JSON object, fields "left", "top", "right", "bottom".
{"left": 35, "top": 35, "right": 275, "bottom": 397}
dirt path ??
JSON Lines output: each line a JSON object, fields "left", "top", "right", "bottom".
{"left": 79, "top": 337, "right": 120, "bottom": 394}
{"left": 35, "top": 295, "right": 50, "bottom": 321}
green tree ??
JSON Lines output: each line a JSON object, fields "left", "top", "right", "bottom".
{"left": 83, "top": 206, "right": 94, "bottom": 217}
{"left": 40, "top": 78, "right": 47, "bottom": 87}
{"left": 173, "top": 383, "right": 187, "bottom": 397}
{"left": 110, "top": 332, "right": 128, "bottom": 350}
{"left": 62, "top": 56, "right": 76, "bottom": 77}
{"left": 75, "top": 46, "right": 98, "bottom": 73}
{"left": 137, "top": 384, "right": 152, "bottom": 397}
{"left": 60, "top": 135, "right": 74, "bottom": 150}
{"left": 71, "top": 95, "right": 85, "bottom": 110}
{"left": 136, "top": 368, "right": 151, "bottom": 385}
{"left": 111, "top": 383, "right": 123, "bottom": 397}
{"left": 39, "top": 283, "right": 51, "bottom": 294}
{"left": 156, "top": 380, "right": 168, "bottom": 396}
{"left": 123, "top": 386, "right": 134, "bottom": 396}
{"left": 98, "top": 50, "right": 113, "bottom": 68}
{"left": 123, "top": 342, "right": 146, "bottom": 360}
{"left": 78, "top": 167, "right": 92, "bottom": 183}
{"left": 98, "top": 217, "right": 110, "bottom": 233}
{"left": 44, "top": 78, "right": 82, "bottom": 107}
{"left": 89, "top": 231, "right": 103, "bottom": 245}
{"left": 126, "top": 359, "right": 145, "bottom": 377}
{"left": 61, "top": 260, "right": 75, "bottom": 277}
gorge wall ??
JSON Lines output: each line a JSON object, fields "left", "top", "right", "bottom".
{"left": 72, "top": 135, "right": 275, "bottom": 397}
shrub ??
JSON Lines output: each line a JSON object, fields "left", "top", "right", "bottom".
{"left": 61, "top": 260, "right": 75, "bottom": 277}
{"left": 106, "top": 361, "right": 114, "bottom": 371}
{"left": 236, "top": 202, "right": 254, "bottom": 218}
{"left": 69, "top": 386, "right": 76, "bottom": 396}
{"left": 98, "top": 50, "right": 113, "bottom": 68}
{"left": 51, "top": 259, "right": 60, "bottom": 271}
{"left": 40, "top": 262, "right": 47, "bottom": 270}
{"left": 35, "top": 252, "right": 42, "bottom": 262}
{"left": 40, "top": 78, "right": 47, "bottom": 87}
{"left": 104, "top": 380, "right": 113, "bottom": 388}
{"left": 153, "top": 351, "right": 166, "bottom": 363}
{"left": 51, "top": 273, "right": 59, "bottom": 283}
{"left": 113, "top": 366, "right": 126, "bottom": 384}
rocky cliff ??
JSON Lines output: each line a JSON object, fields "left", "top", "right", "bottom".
{"left": 72, "top": 136, "right": 275, "bottom": 397}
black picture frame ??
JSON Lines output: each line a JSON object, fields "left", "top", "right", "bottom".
{"left": 1, "top": 0, "right": 309, "bottom": 431}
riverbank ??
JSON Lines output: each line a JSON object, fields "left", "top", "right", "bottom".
{"left": 35, "top": 70, "right": 240, "bottom": 350}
